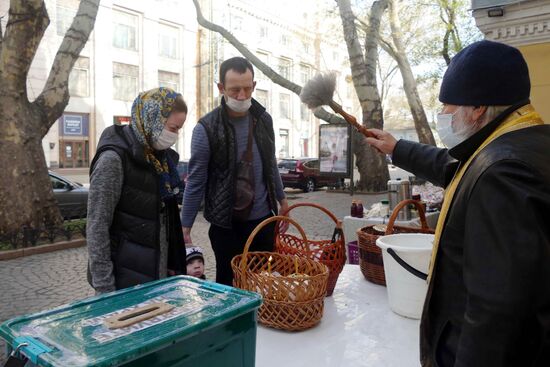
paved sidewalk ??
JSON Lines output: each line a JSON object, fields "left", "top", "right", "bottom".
{"left": 0, "top": 189, "right": 385, "bottom": 362}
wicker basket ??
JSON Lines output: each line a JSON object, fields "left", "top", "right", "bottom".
{"left": 357, "top": 199, "right": 434, "bottom": 286}
{"left": 275, "top": 203, "right": 346, "bottom": 296}
{"left": 232, "top": 216, "right": 329, "bottom": 331}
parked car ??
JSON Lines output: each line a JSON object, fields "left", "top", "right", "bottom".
{"left": 278, "top": 158, "right": 344, "bottom": 193}
{"left": 49, "top": 171, "right": 88, "bottom": 219}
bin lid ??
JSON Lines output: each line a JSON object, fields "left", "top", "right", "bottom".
{"left": 0, "top": 276, "right": 261, "bottom": 367}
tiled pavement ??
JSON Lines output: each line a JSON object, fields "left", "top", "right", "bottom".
{"left": 0, "top": 189, "right": 385, "bottom": 362}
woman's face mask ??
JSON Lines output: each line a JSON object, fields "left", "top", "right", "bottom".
{"left": 436, "top": 107, "right": 478, "bottom": 149}
{"left": 151, "top": 128, "right": 178, "bottom": 150}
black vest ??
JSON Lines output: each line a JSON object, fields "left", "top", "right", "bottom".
{"left": 89, "top": 125, "right": 184, "bottom": 290}
{"left": 199, "top": 98, "right": 278, "bottom": 228}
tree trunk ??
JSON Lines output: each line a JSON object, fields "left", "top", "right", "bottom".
{"left": 337, "top": 0, "right": 389, "bottom": 191}
{"left": 0, "top": 0, "right": 100, "bottom": 234}
{"left": 387, "top": 0, "right": 436, "bottom": 146}
{"left": 0, "top": 102, "right": 60, "bottom": 232}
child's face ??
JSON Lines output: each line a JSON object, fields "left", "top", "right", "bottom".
{"left": 187, "top": 258, "right": 205, "bottom": 278}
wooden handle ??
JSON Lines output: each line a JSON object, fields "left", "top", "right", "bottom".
{"left": 385, "top": 199, "right": 429, "bottom": 234}
{"left": 104, "top": 302, "right": 174, "bottom": 329}
{"left": 328, "top": 101, "right": 375, "bottom": 138}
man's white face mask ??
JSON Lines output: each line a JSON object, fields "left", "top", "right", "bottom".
{"left": 225, "top": 96, "right": 252, "bottom": 113}
{"left": 152, "top": 128, "right": 178, "bottom": 150}
{"left": 436, "top": 107, "right": 479, "bottom": 149}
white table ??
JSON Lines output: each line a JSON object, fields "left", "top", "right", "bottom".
{"left": 256, "top": 265, "right": 420, "bottom": 367}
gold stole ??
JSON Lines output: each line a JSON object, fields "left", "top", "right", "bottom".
{"left": 427, "top": 104, "right": 545, "bottom": 282}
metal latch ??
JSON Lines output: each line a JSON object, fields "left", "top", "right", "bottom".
{"left": 13, "top": 336, "right": 53, "bottom": 364}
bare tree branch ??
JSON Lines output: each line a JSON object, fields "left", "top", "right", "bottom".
{"left": 378, "top": 35, "right": 397, "bottom": 59}
{"left": 437, "top": 0, "right": 463, "bottom": 65}
{"left": 192, "top": 0, "right": 344, "bottom": 124}
{"left": 33, "top": 0, "right": 100, "bottom": 137}
{"left": 378, "top": 56, "right": 398, "bottom": 106}
{"left": 354, "top": 15, "right": 369, "bottom": 32}
{"left": 387, "top": 0, "right": 435, "bottom": 145}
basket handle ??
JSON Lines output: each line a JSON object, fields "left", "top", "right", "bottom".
{"left": 279, "top": 202, "right": 340, "bottom": 225}
{"left": 239, "top": 216, "right": 308, "bottom": 277}
{"left": 275, "top": 203, "right": 342, "bottom": 237}
{"left": 385, "top": 199, "right": 428, "bottom": 235}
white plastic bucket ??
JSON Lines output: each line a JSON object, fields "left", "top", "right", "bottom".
{"left": 376, "top": 233, "right": 434, "bottom": 319}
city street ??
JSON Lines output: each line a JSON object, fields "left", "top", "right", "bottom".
{"left": 0, "top": 188, "right": 386, "bottom": 363}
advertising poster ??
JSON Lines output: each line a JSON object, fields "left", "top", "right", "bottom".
{"left": 319, "top": 123, "right": 351, "bottom": 177}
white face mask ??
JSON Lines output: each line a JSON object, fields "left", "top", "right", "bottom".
{"left": 152, "top": 128, "right": 178, "bottom": 150}
{"left": 225, "top": 96, "right": 252, "bottom": 113}
{"left": 436, "top": 107, "right": 478, "bottom": 149}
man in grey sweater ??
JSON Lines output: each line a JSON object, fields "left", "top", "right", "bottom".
{"left": 181, "top": 57, "right": 287, "bottom": 286}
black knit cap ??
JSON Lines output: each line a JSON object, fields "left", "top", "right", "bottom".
{"left": 439, "top": 40, "right": 530, "bottom": 106}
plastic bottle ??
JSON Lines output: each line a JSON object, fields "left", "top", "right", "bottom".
{"left": 356, "top": 201, "right": 364, "bottom": 218}
{"left": 351, "top": 200, "right": 358, "bottom": 217}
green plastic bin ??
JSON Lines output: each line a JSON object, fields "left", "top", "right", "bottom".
{"left": 0, "top": 276, "right": 262, "bottom": 366}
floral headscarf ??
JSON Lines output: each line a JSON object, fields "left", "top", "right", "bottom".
{"left": 130, "top": 87, "right": 183, "bottom": 200}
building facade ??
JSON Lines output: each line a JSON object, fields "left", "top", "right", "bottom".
{"left": 1, "top": 0, "right": 199, "bottom": 180}
{"left": 2, "top": 0, "right": 357, "bottom": 181}
{"left": 472, "top": 0, "right": 550, "bottom": 122}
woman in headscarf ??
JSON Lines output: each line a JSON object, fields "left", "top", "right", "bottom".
{"left": 87, "top": 87, "right": 188, "bottom": 293}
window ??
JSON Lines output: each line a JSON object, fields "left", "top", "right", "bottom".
{"left": 279, "top": 129, "right": 289, "bottom": 158}
{"left": 304, "top": 159, "right": 318, "bottom": 169}
{"left": 69, "top": 57, "right": 90, "bottom": 97}
{"left": 259, "top": 25, "right": 268, "bottom": 38}
{"left": 158, "top": 71, "right": 180, "bottom": 91}
{"left": 51, "top": 175, "right": 69, "bottom": 190}
{"left": 56, "top": 5, "right": 76, "bottom": 36}
{"left": 300, "top": 138, "right": 309, "bottom": 157}
{"left": 278, "top": 58, "right": 291, "bottom": 80}
{"left": 280, "top": 34, "right": 290, "bottom": 46}
{"left": 232, "top": 15, "right": 243, "bottom": 31}
{"left": 58, "top": 140, "right": 89, "bottom": 168}
{"left": 113, "top": 10, "right": 138, "bottom": 50}
{"left": 158, "top": 23, "right": 179, "bottom": 59}
{"left": 256, "top": 51, "right": 269, "bottom": 80}
{"left": 300, "top": 64, "right": 310, "bottom": 85}
{"left": 113, "top": 62, "right": 139, "bottom": 101}
{"left": 302, "top": 42, "right": 310, "bottom": 54}
{"left": 279, "top": 93, "right": 290, "bottom": 119}
{"left": 300, "top": 104, "right": 310, "bottom": 122}
{"left": 255, "top": 89, "right": 269, "bottom": 108}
